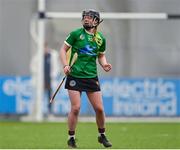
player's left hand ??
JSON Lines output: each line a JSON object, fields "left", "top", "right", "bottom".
{"left": 103, "top": 63, "right": 112, "bottom": 72}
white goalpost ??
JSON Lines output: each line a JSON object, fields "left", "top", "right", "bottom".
{"left": 32, "top": 0, "right": 180, "bottom": 122}
{"left": 34, "top": 0, "right": 46, "bottom": 121}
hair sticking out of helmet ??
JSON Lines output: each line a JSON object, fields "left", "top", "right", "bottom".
{"left": 82, "top": 9, "right": 103, "bottom": 29}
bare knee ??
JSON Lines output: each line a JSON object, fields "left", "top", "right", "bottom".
{"left": 95, "top": 106, "right": 104, "bottom": 115}
{"left": 71, "top": 106, "right": 80, "bottom": 116}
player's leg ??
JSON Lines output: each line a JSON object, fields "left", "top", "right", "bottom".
{"left": 87, "top": 91, "right": 105, "bottom": 128}
{"left": 87, "top": 91, "right": 112, "bottom": 147}
{"left": 67, "top": 89, "right": 81, "bottom": 148}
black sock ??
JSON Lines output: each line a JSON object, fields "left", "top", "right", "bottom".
{"left": 68, "top": 130, "right": 75, "bottom": 139}
{"left": 98, "top": 128, "right": 105, "bottom": 135}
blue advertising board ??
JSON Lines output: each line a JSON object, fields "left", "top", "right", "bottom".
{"left": 0, "top": 76, "right": 32, "bottom": 114}
{"left": 100, "top": 78, "right": 180, "bottom": 116}
{"left": 0, "top": 76, "right": 180, "bottom": 116}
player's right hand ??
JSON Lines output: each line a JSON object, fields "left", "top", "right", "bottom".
{"left": 63, "top": 65, "right": 71, "bottom": 75}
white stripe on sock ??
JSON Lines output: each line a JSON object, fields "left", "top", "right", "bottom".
{"left": 68, "top": 135, "right": 75, "bottom": 139}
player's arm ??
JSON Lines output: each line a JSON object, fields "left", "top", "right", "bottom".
{"left": 60, "top": 43, "right": 71, "bottom": 75}
{"left": 61, "top": 30, "right": 77, "bottom": 74}
{"left": 98, "top": 53, "right": 112, "bottom": 72}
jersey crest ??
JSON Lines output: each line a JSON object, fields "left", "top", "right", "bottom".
{"left": 80, "top": 34, "right": 85, "bottom": 40}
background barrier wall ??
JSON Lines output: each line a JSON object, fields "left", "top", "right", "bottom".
{"left": 1, "top": 76, "right": 179, "bottom": 116}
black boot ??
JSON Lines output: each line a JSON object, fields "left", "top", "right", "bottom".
{"left": 67, "top": 137, "right": 77, "bottom": 148}
{"left": 98, "top": 134, "right": 112, "bottom": 148}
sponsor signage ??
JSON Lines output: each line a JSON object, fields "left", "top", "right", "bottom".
{"left": 0, "top": 76, "right": 180, "bottom": 116}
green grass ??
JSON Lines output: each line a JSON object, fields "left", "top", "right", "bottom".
{"left": 0, "top": 122, "right": 180, "bottom": 149}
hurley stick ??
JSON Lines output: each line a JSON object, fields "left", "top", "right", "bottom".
{"left": 49, "top": 52, "right": 78, "bottom": 103}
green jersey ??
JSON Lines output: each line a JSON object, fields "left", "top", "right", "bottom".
{"left": 65, "top": 28, "right": 106, "bottom": 78}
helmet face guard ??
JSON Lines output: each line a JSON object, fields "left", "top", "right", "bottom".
{"left": 82, "top": 9, "right": 101, "bottom": 29}
{"left": 82, "top": 10, "right": 100, "bottom": 23}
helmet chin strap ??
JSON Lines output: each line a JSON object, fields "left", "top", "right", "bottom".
{"left": 83, "top": 24, "right": 94, "bottom": 30}
{"left": 83, "top": 19, "right": 104, "bottom": 30}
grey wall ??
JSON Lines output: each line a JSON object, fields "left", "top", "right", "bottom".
{"left": 0, "top": 0, "right": 180, "bottom": 77}
{"left": 0, "top": 0, "right": 36, "bottom": 75}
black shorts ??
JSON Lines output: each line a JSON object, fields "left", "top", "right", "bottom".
{"left": 65, "top": 75, "right": 101, "bottom": 92}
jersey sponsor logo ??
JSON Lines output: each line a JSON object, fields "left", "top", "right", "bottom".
{"left": 69, "top": 80, "right": 76, "bottom": 87}
{"left": 79, "top": 45, "right": 96, "bottom": 56}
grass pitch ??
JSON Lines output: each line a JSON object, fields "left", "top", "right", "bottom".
{"left": 0, "top": 122, "right": 180, "bottom": 149}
